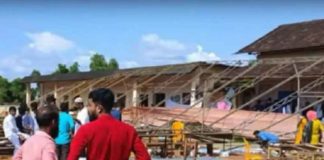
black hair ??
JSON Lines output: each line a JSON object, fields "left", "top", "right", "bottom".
{"left": 30, "top": 102, "right": 38, "bottom": 112}
{"left": 88, "top": 88, "right": 115, "bottom": 113}
{"left": 46, "top": 94, "right": 56, "bottom": 104}
{"left": 19, "top": 102, "right": 28, "bottom": 109}
{"left": 36, "top": 105, "right": 59, "bottom": 128}
{"left": 9, "top": 106, "right": 16, "bottom": 113}
{"left": 60, "top": 102, "right": 69, "bottom": 112}
{"left": 253, "top": 130, "right": 260, "bottom": 135}
{"left": 18, "top": 107, "right": 26, "bottom": 115}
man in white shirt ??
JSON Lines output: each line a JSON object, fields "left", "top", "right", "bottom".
{"left": 75, "top": 97, "right": 89, "bottom": 126}
{"left": 74, "top": 97, "right": 89, "bottom": 160}
{"left": 3, "top": 106, "right": 20, "bottom": 153}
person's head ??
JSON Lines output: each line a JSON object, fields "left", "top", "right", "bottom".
{"left": 36, "top": 105, "right": 59, "bottom": 138}
{"left": 60, "top": 102, "right": 69, "bottom": 113}
{"left": 88, "top": 88, "right": 115, "bottom": 121}
{"left": 306, "top": 110, "right": 317, "bottom": 121}
{"left": 267, "top": 98, "right": 272, "bottom": 102}
{"left": 46, "top": 94, "right": 56, "bottom": 105}
{"left": 8, "top": 106, "right": 16, "bottom": 116}
{"left": 253, "top": 130, "right": 260, "bottom": 137}
{"left": 25, "top": 107, "right": 30, "bottom": 113}
{"left": 18, "top": 106, "right": 26, "bottom": 116}
{"left": 30, "top": 102, "right": 38, "bottom": 112}
{"left": 74, "top": 97, "right": 84, "bottom": 110}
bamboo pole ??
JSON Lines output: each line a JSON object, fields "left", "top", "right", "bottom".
{"left": 208, "top": 57, "right": 324, "bottom": 127}
{"left": 234, "top": 75, "right": 324, "bottom": 131}
{"left": 156, "top": 61, "right": 259, "bottom": 127}
{"left": 132, "top": 61, "right": 227, "bottom": 124}
{"left": 181, "top": 62, "right": 290, "bottom": 125}
{"left": 263, "top": 97, "right": 324, "bottom": 130}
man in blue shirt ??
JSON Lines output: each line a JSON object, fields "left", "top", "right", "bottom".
{"left": 253, "top": 130, "right": 279, "bottom": 146}
{"left": 55, "top": 102, "right": 74, "bottom": 160}
{"left": 22, "top": 108, "right": 35, "bottom": 135}
{"left": 111, "top": 108, "right": 121, "bottom": 121}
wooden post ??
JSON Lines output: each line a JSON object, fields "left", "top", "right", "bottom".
{"left": 190, "top": 77, "right": 199, "bottom": 107}
{"left": 207, "top": 143, "right": 213, "bottom": 156}
{"left": 26, "top": 83, "right": 31, "bottom": 105}
{"left": 194, "top": 141, "right": 198, "bottom": 160}
{"left": 54, "top": 83, "right": 58, "bottom": 103}
{"left": 183, "top": 138, "right": 187, "bottom": 160}
{"left": 132, "top": 82, "right": 138, "bottom": 107}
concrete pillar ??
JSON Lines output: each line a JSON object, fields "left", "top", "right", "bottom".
{"left": 190, "top": 77, "right": 199, "bottom": 107}
{"left": 132, "top": 82, "right": 138, "bottom": 107}
{"left": 26, "top": 83, "right": 31, "bottom": 105}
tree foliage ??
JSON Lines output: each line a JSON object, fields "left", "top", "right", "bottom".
{"left": 0, "top": 53, "right": 119, "bottom": 104}
{"left": 90, "top": 53, "right": 119, "bottom": 71}
{"left": 107, "top": 58, "right": 119, "bottom": 71}
{"left": 54, "top": 64, "right": 69, "bottom": 74}
{"left": 90, "top": 53, "right": 109, "bottom": 71}
{"left": 0, "top": 76, "right": 25, "bottom": 104}
{"left": 69, "top": 62, "right": 80, "bottom": 73}
{"left": 31, "top": 70, "right": 41, "bottom": 77}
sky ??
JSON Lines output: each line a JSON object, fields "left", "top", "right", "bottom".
{"left": 1, "top": 0, "right": 324, "bottom": 79}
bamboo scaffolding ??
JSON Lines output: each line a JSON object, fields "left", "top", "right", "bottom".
{"left": 183, "top": 62, "right": 292, "bottom": 125}
{"left": 208, "top": 57, "right": 324, "bottom": 127}
{"left": 234, "top": 75, "right": 324, "bottom": 131}
{"left": 263, "top": 97, "right": 324, "bottom": 130}
{"left": 133, "top": 61, "right": 241, "bottom": 125}
{"left": 153, "top": 61, "right": 259, "bottom": 127}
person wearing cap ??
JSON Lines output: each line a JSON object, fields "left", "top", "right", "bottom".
{"left": 75, "top": 97, "right": 89, "bottom": 125}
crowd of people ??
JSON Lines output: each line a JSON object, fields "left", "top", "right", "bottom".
{"left": 2, "top": 88, "right": 150, "bottom": 160}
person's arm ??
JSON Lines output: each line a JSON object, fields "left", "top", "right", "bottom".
{"left": 132, "top": 131, "right": 151, "bottom": 160}
{"left": 69, "top": 116, "right": 75, "bottom": 134}
{"left": 77, "top": 111, "right": 88, "bottom": 125}
{"left": 42, "top": 143, "right": 58, "bottom": 160}
{"left": 67, "top": 126, "right": 89, "bottom": 160}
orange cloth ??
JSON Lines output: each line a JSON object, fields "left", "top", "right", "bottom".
{"left": 172, "top": 121, "right": 184, "bottom": 143}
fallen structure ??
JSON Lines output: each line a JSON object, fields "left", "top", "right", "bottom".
{"left": 15, "top": 19, "right": 324, "bottom": 159}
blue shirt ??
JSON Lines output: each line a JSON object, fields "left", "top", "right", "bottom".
{"left": 55, "top": 112, "right": 74, "bottom": 145}
{"left": 111, "top": 109, "right": 121, "bottom": 121}
{"left": 22, "top": 114, "right": 34, "bottom": 131}
{"left": 257, "top": 131, "right": 279, "bottom": 143}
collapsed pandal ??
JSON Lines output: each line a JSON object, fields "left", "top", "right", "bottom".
{"left": 13, "top": 57, "right": 323, "bottom": 159}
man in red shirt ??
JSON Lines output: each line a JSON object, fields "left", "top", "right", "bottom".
{"left": 68, "top": 88, "right": 150, "bottom": 160}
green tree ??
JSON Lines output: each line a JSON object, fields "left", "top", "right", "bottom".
{"left": 54, "top": 64, "right": 69, "bottom": 74}
{"left": 107, "top": 58, "right": 119, "bottom": 71}
{"left": 69, "top": 62, "right": 80, "bottom": 73}
{"left": 9, "top": 78, "right": 26, "bottom": 103}
{"left": 89, "top": 53, "right": 109, "bottom": 71}
{"left": 31, "top": 69, "right": 41, "bottom": 77}
{"left": 0, "top": 76, "right": 11, "bottom": 104}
